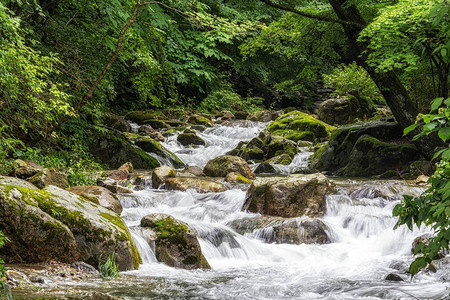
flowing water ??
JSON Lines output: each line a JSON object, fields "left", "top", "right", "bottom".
{"left": 42, "top": 121, "right": 450, "bottom": 299}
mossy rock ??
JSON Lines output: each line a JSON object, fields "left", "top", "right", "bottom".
{"left": 187, "top": 115, "right": 213, "bottom": 127}
{"left": 265, "top": 154, "right": 293, "bottom": 165}
{"left": 0, "top": 176, "right": 141, "bottom": 270}
{"left": 204, "top": 155, "right": 255, "bottom": 180}
{"left": 225, "top": 172, "right": 252, "bottom": 184}
{"left": 341, "top": 135, "right": 421, "bottom": 177}
{"left": 267, "top": 137, "right": 299, "bottom": 159}
{"left": 267, "top": 111, "right": 335, "bottom": 143}
{"left": 142, "top": 119, "right": 169, "bottom": 129}
{"left": 89, "top": 128, "right": 160, "bottom": 170}
{"left": 140, "top": 214, "right": 210, "bottom": 269}
{"left": 134, "top": 135, "right": 185, "bottom": 169}
{"left": 28, "top": 168, "right": 69, "bottom": 189}
{"left": 310, "top": 121, "right": 413, "bottom": 177}
{"left": 125, "top": 110, "right": 156, "bottom": 124}
{"left": 242, "top": 146, "right": 265, "bottom": 161}
{"left": 177, "top": 133, "right": 206, "bottom": 147}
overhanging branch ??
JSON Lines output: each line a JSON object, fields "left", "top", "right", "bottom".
{"left": 259, "top": 0, "right": 364, "bottom": 28}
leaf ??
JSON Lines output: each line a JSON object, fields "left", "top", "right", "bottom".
{"left": 423, "top": 122, "right": 437, "bottom": 132}
{"left": 430, "top": 97, "right": 444, "bottom": 111}
{"left": 409, "top": 257, "right": 428, "bottom": 277}
{"left": 403, "top": 123, "right": 419, "bottom": 135}
{"left": 438, "top": 127, "right": 450, "bottom": 142}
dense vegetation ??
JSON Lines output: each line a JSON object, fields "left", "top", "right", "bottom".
{"left": 0, "top": 0, "right": 448, "bottom": 282}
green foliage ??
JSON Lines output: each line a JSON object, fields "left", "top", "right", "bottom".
{"left": 98, "top": 253, "right": 120, "bottom": 279}
{"left": 394, "top": 97, "right": 450, "bottom": 276}
{"left": 198, "top": 85, "right": 263, "bottom": 113}
{"left": 323, "top": 62, "right": 384, "bottom": 105}
{"left": 0, "top": 230, "right": 12, "bottom": 300}
{"left": 0, "top": 125, "right": 24, "bottom": 175}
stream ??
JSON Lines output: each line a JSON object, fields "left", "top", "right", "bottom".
{"left": 26, "top": 121, "right": 450, "bottom": 299}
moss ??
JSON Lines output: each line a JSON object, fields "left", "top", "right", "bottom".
{"left": 310, "top": 144, "right": 327, "bottom": 164}
{"left": 125, "top": 110, "right": 155, "bottom": 124}
{"left": 267, "top": 111, "right": 336, "bottom": 143}
{"left": 234, "top": 174, "right": 252, "bottom": 184}
{"left": 100, "top": 212, "right": 142, "bottom": 269}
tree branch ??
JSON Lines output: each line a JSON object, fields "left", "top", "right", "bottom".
{"left": 258, "top": 0, "right": 364, "bottom": 28}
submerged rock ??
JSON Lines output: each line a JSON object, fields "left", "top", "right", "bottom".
{"left": 140, "top": 213, "right": 210, "bottom": 269}
{"left": 244, "top": 173, "right": 334, "bottom": 218}
{"left": 0, "top": 176, "right": 141, "bottom": 271}
{"left": 165, "top": 177, "right": 226, "bottom": 193}
{"left": 203, "top": 155, "right": 255, "bottom": 180}
{"left": 229, "top": 216, "right": 330, "bottom": 245}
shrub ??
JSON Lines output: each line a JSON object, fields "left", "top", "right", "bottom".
{"left": 323, "top": 62, "right": 384, "bottom": 106}
{"left": 198, "top": 89, "right": 263, "bottom": 113}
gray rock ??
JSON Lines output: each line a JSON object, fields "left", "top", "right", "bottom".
{"left": 28, "top": 168, "right": 69, "bottom": 189}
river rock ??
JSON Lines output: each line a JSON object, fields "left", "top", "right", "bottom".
{"left": 106, "top": 169, "right": 129, "bottom": 181}
{"left": 247, "top": 110, "right": 276, "bottom": 122}
{"left": 179, "top": 166, "right": 204, "bottom": 177}
{"left": 118, "top": 162, "right": 134, "bottom": 173}
{"left": 254, "top": 163, "right": 277, "bottom": 174}
{"left": 244, "top": 173, "right": 333, "bottom": 218}
{"left": 152, "top": 166, "right": 176, "bottom": 188}
{"left": 234, "top": 111, "right": 249, "bottom": 120}
{"left": 187, "top": 114, "right": 213, "bottom": 127}
{"left": 89, "top": 128, "right": 160, "bottom": 169}
{"left": 216, "top": 110, "right": 234, "bottom": 121}
{"left": 140, "top": 213, "right": 210, "bottom": 269}
{"left": 125, "top": 110, "right": 159, "bottom": 124}
{"left": 317, "top": 95, "right": 374, "bottom": 126}
{"left": 203, "top": 155, "right": 255, "bottom": 180}
{"left": 265, "top": 154, "right": 292, "bottom": 165}
{"left": 165, "top": 177, "right": 226, "bottom": 193}
{"left": 267, "top": 111, "right": 335, "bottom": 143}
{"left": 66, "top": 186, "right": 123, "bottom": 215}
{"left": 28, "top": 168, "right": 69, "bottom": 189}
{"left": 143, "top": 119, "right": 169, "bottom": 129}
{"left": 177, "top": 133, "right": 206, "bottom": 147}
{"left": 225, "top": 172, "right": 252, "bottom": 184}
{"left": 229, "top": 216, "right": 330, "bottom": 245}
{"left": 132, "top": 135, "right": 184, "bottom": 169}
{"left": 11, "top": 159, "right": 43, "bottom": 179}
{"left": 138, "top": 124, "right": 155, "bottom": 135}
{"left": 310, "top": 121, "right": 422, "bottom": 177}
{"left": 0, "top": 176, "right": 141, "bottom": 270}
{"left": 103, "top": 114, "right": 132, "bottom": 132}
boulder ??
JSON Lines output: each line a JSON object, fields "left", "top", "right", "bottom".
{"left": 254, "top": 163, "right": 277, "bottom": 174}
{"left": 225, "top": 172, "right": 252, "bottom": 184}
{"left": 310, "top": 121, "right": 422, "bottom": 177}
{"left": 215, "top": 110, "right": 235, "bottom": 121}
{"left": 187, "top": 114, "right": 213, "bottom": 127}
{"left": 267, "top": 137, "right": 299, "bottom": 159}
{"left": 11, "top": 159, "right": 43, "bottom": 179}
{"left": 267, "top": 111, "right": 335, "bottom": 143}
{"left": 138, "top": 124, "right": 155, "bottom": 135}
{"left": 89, "top": 128, "right": 160, "bottom": 169}
{"left": 229, "top": 216, "right": 330, "bottom": 245}
{"left": 143, "top": 119, "right": 169, "bottom": 129}
{"left": 165, "top": 177, "right": 226, "bottom": 193}
{"left": 133, "top": 135, "right": 184, "bottom": 169}
{"left": 140, "top": 213, "right": 210, "bottom": 269}
{"left": 152, "top": 166, "right": 176, "bottom": 188}
{"left": 265, "top": 154, "right": 292, "bottom": 165}
{"left": 203, "top": 155, "right": 255, "bottom": 180}
{"left": 247, "top": 110, "right": 277, "bottom": 122}
{"left": 125, "top": 110, "right": 160, "bottom": 124}
{"left": 103, "top": 114, "right": 132, "bottom": 132}
{"left": 244, "top": 173, "right": 334, "bottom": 218}
{"left": 106, "top": 169, "right": 129, "bottom": 181}
{"left": 177, "top": 133, "right": 206, "bottom": 147}
{"left": 179, "top": 166, "right": 204, "bottom": 177}
{"left": 28, "top": 168, "right": 69, "bottom": 189}
{"left": 234, "top": 111, "right": 249, "bottom": 120}
{"left": 118, "top": 162, "right": 134, "bottom": 174}
{"left": 0, "top": 176, "right": 141, "bottom": 270}
{"left": 66, "top": 186, "right": 123, "bottom": 215}
{"left": 341, "top": 135, "right": 421, "bottom": 177}
{"left": 317, "top": 95, "right": 375, "bottom": 126}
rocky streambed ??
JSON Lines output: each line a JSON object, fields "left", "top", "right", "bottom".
{"left": 1, "top": 109, "right": 449, "bottom": 299}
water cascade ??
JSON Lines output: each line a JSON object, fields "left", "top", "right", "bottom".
{"left": 66, "top": 121, "right": 450, "bottom": 299}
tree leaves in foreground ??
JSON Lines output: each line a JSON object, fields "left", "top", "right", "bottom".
{"left": 394, "top": 97, "right": 450, "bottom": 276}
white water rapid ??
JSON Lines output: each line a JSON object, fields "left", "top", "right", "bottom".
{"left": 71, "top": 121, "right": 450, "bottom": 299}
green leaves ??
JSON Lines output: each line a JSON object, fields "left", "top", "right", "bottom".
{"left": 396, "top": 96, "right": 450, "bottom": 277}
